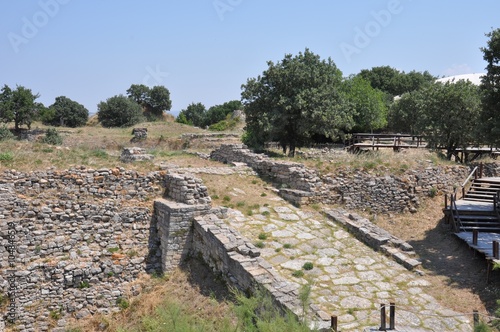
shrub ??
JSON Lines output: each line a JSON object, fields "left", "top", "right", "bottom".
{"left": 97, "top": 94, "right": 144, "bottom": 127}
{"left": 258, "top": 233, "right": 268, "bottom": 240}
{"left": 116, "top": 297, "right": 129, "bottom": 310}
{"left": 0, "top": 152, "right": 13, "bottom": 163}
{"left": 292, "top": 270, "right": 304, "bottom": 278}
{"left": 0, "top": 126, "right": 14, "bottom": 141}
{"left": 255, "top": 241, "right": 265, "bottom": 248}
{"left": 42, "top": 128, "right": 63, "bottom": 145}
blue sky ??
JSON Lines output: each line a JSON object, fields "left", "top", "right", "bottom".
{"left": 1, "top": 1, "right": 498, "bottom": 116}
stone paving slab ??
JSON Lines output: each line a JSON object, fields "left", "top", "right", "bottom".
{"left": 225, "top": 201, "right": 473, "bottom": 332}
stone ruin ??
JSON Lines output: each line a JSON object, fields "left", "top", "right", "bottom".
{"left": 120, "top": 147, "right": 154, "bottom": 163}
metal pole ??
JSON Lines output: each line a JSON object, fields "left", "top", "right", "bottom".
{"left": 473, "top": 230, "right": 478, "bottom": 246}
{"left": 389, "top": 303, "right": 395, "bottom": 330}
{"left": 380, "top": 303, "right": 386, "bottom": 331}
{"left": 473, "top": 310, "right": 479, "bottom": 327}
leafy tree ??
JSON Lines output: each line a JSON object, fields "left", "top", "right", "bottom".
{"left": 358, "top": 66, "right": 435, "bottom": 97}
{"left": 204, "top": 100, "right": 242, "bottom": 127}
{"left": 97, "top": 95, "right": 143, "bottom": 127}
{"left": 241, "top": 49, "right": 353, "bottom": 156}
{"left": 126, "top": 84, "right": 172, "bottom": 119}
{"left": 479, "top": 28, "right": 500, "bottom": 145}
{"left": 0, "top": 84, "right": 40, "bottom": 131}
{"left": 391, "top": 81, "right": 482, "bottom": 159}
{"left": 44, "top": 96, "right": 89, "bottom": 127}
{"left": 342, "top": 75, "right": 387, "bottom": 133}
{"left": 176, "top": 102, "right": 206, "bottom": 127}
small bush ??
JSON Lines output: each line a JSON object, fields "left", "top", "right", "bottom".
{"left": 283, "top": 243, "right": 293, "bottom": 249}
{"left": 292, "top": 270, "right": 304, "bottom": 278}
{"left": 78, "top": 280, "right": 90, "bottom": 289}
{"left": 258, "top": 233, "right": 268, "bottom": 240}
{"left": 302, "top": 262, "right": 314, "bottom": 271}
{"left": 107, "top": 247, "right": 120, "bottom": 253}
{"left": 0, "top": 126, "right": 14, "bottom": 141}
{"left": 429, "top": 187, "right": 438, "bottom": 198}
{"left": 236, "top": 201, "right": 245, "bottom": 207}
{"left": 260, "top": 192, "right": 267, "bottom": 197}
{"left": 223, "top": 195, "right": 231, "bottom": 202}
{"left": 42, "top": 128, "right": 63, "bottom": 145}
{"left": 262, "top": 211, "right": 270, "bottom": 216}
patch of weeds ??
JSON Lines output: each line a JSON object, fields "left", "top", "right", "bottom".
{"left": 34, "top": 245, "right": 41, "bottom": 254}
{"left": 263, "top": 203, "right": 269, "bottom": 207}
{"left": 90, "top": 149, "right": 108, "bottom": 159}
{"left": 347, "top": 308, "right": 358, "bottom": 315}
{"left": 49, "top": 307, "right": 62, "bottom": 320}
{"left": 78, "top": 280, "right": 90, "bottom": 289}
{"left": 311, "top": 204, "right": 320, "bottom": 211}
{"left": 251, "top": 179, "right": 258, "bottom": 184}
{"left": 223, "top": 195, "right": 231, "bottom": 202}
{"left": 127, "top": 249, "right": 138, "bottom": 258}
{"left": 212, "top": 194, "right": 219, "bottom": 200}
{"left": 116, "top": 297, "right": 129, "bottom": 310}
{"left": 255, "top": 241, "right": 265, "bottom": 248}
{"left": 249, "top": 204, "right": 260, "bottom": 209}
{"left": 292, "top": 270, "right": 304, "bottom": 278}
{"left": 35, "top": 159, "right": 42, "bottom": 165}
{"left": 236, "top": 201, "right": 245, "bottom": 207}
{"left": 0, "top": 126, "right": 14, "bottom": 141}
{"left": 262, "top": 210, "right": 270, "bottom": 216}
{"left": 283, "top": 243, "right": 293, "bottom": 249}
{"left": 275, "top": 248, "right": 282, "bottom": 253}
{"left": 107, "top": 247, "right": 120, "bottom": 253}
{"left": 363, "top": 161, "right": 377, "bottom": 170}
{"left": 246, "top": 209, "right": 253, "bottom": 216}
{"left": 0, "top": 152, "right": 14, "bottom": 163}
{"left": 260, "top": 192, "right": 267, "bottom": 197}
{"left": 258, "top": 233, "right": 268, "bottom": 240}
{"left": 302, "top": 262, "right": 314, "bottom": 271}
{"left": 428, "top": 187, "right": 438, "bottom": 198}
{"left": 107, "top": 271, "right": 114, "bottom": 277}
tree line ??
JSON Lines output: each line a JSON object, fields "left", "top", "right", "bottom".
{"left": 241, "top": 28, "right": 500, "bottom": 158}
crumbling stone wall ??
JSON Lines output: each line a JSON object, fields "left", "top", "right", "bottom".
{"left": 211, "top": 144, "right": 470, "bottom": 213}
{"left": 0, "top": 167, "right": 164, "bottom": 331}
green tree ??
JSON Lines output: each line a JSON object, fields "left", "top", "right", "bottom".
{"left": 126, "top": 84, "right": 172, "bottom": 119}
{"left": 176, "top": 102, "right": 206, "bottom": 127}
{"left": 204, "top": 100, "right": 242, "bottom": 127}
{"left": 388, "top": 90, "right": 425, "bottom": 135}
{"left": 44, "top": 96, "right": 89, "bottom": 127}
{"left": 393, "top": 81, "right": 482, "bottom": 159}
{"left": 0, "top": 84, "right": 40, "bottom": 131}
{"left": 241, "top": 49, "right": 353, "bottom": 156}
{"left": 359, "top": 66, "right": 435, "bottom": 97}
{"left": 480, "top": 28, "right": 500, "bottom": 145}
{"left": 342, "top": 75, "right": 387, "bottom": 133}
{"left": 97, "top": 95, "right": 143, "bottom": 127}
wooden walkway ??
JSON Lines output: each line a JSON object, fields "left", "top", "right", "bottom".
{"left": 347, "top": 133, "right": 426, "bottom": 152}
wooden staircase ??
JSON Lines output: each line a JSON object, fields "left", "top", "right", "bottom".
{"left": 444, "top": 167, "right": 500, "bottom": 233}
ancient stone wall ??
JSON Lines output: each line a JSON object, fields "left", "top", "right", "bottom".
{"left": 0, "top": 167, "right": 164, "bottom": 331}
{"left": 211, "top": 144, "right": 471, "bottom": 213}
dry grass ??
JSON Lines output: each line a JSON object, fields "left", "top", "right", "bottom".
{"left": 68, "top": 262, "right": 236, "bottom": 332}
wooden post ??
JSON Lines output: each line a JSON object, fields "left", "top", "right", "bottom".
{"left": 473, "top": 310, "right": 479, "bottom": 327}
{"left": 445, "top": 194, "right": 448, "bottom": 209}
{"left": 462, "top": 187, "right": 465, "bottom": 199}
{"left": 380, "top": 303, "right": 386, "bottom": 331}
{"left": 389, "top": 302, "right": 395, "bottom": 330}
{"left": 479, "top": 163, "right": 483, "bottom": 179}
{"left": 331, "top": 315, "right": 337, "bottom": 332}
{"left": 494, "top": 241, "right": 499, "bottom": 259}
{"left": 473, "top": 230, "right": 478, "bottom": 245}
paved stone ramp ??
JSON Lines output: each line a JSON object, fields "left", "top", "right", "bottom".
{"left": 223, "top": 195, "right": 472, "bottom": 331}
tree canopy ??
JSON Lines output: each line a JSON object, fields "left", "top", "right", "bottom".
{"left": 0, "top": 84, "right": 40, "bottom": 131}
{"left": 358, "top": 66, "right": 435, "bottom": 97}
{"left": 241, "top": 49, "right": 353, "bottom": 156}
{"left": 390, "top": 81, "right": 482, "bottom": 159}
{"left": 97, "top": 94, "right": 144, "bottom": 127}
{"left": 176, "top": 102, "right": 207, "bottom": 127}
{"left": 126, "top": 84, "right": 172, "bottom": 119}
{"left": 479, "top": 28, "right": 500, "bottom": 145}
{"left": 43, "top": 96, "right": 89, "bottom": 127}
{"left": 342, "top": 75, "right": 387, "bottom": 133}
